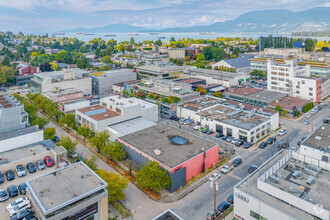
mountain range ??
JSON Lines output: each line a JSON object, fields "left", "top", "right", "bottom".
{"left": 59, "top": 7, "right": 330, "bottom": 34}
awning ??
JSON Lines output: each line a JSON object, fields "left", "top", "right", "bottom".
{"left": 238, "top": 79, "right": 244, "bottom": 83}
{"left": 246, "top": 78, "right": 251, "bottom": 81}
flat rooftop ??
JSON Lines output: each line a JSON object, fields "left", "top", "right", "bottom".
{"left": 27, "top": 162, "right": 107, "bottom": 214}
{"left": 185, "top": 68, "right": 248, "bottom": 81}
{"left": 182, "top": 96, "right": 224, "bottom": 111}
{"left": 302, "top": 124, "right": 330, "bottom": 153}
{"left": 43, "top": 88, "right": 81, "bottom": 97}
{"left": 0, "top": 126, "right": 40, "bottom": 141}
{"left": 108, "top": 117, "right": 156, "bottom": 137}
{"left": 269, "top": 96, "right": 309, "bottom": 109}
{"left": 226, "top": 87, "right": 259, "bottom": 96}
{"left": 0, "top": 140, "right": 55, "bottom": 164}
{"left": 175, "top": 78, "right": 205, "bottom": 84}
{"left": 91, "top": 69, "right": 136, "bottom": 78}
{"left": 119, "top": 123, "right": 217, "bottom": 169}
{"left": 77, "top": 105, "right": 120, "bottom": 121}
{"left": 35, "top": 68, "right": 87, "bottom": 78}
{"left": 236, "top": 151, "right": 320, "bottom": 220}
{"left": 137, "top": 63, "right": 184, "bottom": 74}
{"left": 102, "top": 96, "right": 156, "bottom": 109}
{"left": 248, "top": 90, "right": 286, "bottom": 101}
{"left": 113, "top": 80, "right": 141, "bottom": 87}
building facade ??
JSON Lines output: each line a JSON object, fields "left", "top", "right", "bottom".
{"left": 136, "top": 62, "right": 185, "bottom": 79}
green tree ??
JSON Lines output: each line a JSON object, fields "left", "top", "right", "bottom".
{"left": 1, "top": 55, "right": 10, "bottom": 66}
{"left": 76, "top": 57, "right": 89, "bottom": 69}
{"left": 100, "top": 56, "right": 111, "bottom": 63}
{"left": 196, "top": 53, "right": 205, "bottom": 62}
{"left": 136, "top": 161, "right": 171, "bottom": 193}
{"left": 212, "top": 92, "right": 223, "bottom": 98}
{"left": 275, "top": 104, "right": 281, "bottom": 112}
{"left": 59, "top": 113, "right": 76, "bottom": 129}
{"left": 102, "top": 141, "right": 126, "bottom": 162}
{"left": 83, "top": 155, "right": 99, "bottom": 171}
{"left": 196, "top": 86, "right": 207, "bottom": 95}
{"left": 44, "top": 127, "right": 56, "bottom": 140}
{"left": 175, "top": 59, "right": 183, "bottom": 66}
{"left": 154, "top": 39, "right": 162, "bottom": 46}
{"left": 77, "top": 125, "right": 94, "bottom": 142}
{"left": 89, "top": 131, "right": 110, "bottom": 153}
{"left": 30, "top": 117, "right": 49, "bottom": 129}
{"left": 129, "top": 37, "right": 135, "bottom": 45}
{"left": 57, "top": 136, "right": 77, "bottom": 155}
{"left": 169, "top": 37, "right": 175, "bottom": 42}
{"left": 95, "top": 169, "right": 128, "bottom": 202}
{"left": 281, "top": 109, "right": 287, "bottom": 115}
{"left": 55, "top": 50, "right": 70, "bottom": 63}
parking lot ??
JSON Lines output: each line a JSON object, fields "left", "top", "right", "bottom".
{"left": 0, "top": 163, "right": 57, "bottom": 218}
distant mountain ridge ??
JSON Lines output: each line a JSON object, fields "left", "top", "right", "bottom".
{"left": 58, "top": 7, "right": 330, "bottom": 34}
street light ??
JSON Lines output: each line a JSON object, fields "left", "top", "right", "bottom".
{"left": 210, "top": 179, "right": 219, "bottom": 219}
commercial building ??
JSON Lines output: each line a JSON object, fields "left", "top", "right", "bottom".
{"left": 90, "top": 69, "right": 137, "bottom": 95}
{"left": 234, "top": 150, "right": 329, "bottom": 220}
{"left": 321, "top": 78, "right": 330, "bottom": 100}
{"left": 142, "top": 54, "right": 169, "bottom": 64}
{"left": 175, "top": 78, "right": 223, "bottom": 93}
{"left": 0, "top": 94, "right": 28, "bottom": 133}
{"left": 117, "top": 123, "right": 219, "bottom": 192}
{"left": 297, "top": 60, "right": 330, "bottom": 78}
{"left": 136, "top": 62, "right": 185, "bottom": 79}
{"left": 76, "top": 95, "right": 158, "bottom": 131}
{"left": 59, "top": 98, "right": 91, "bottom": 113}
{"left": 268, "top": 96, "right": 309, "bottom": 116}
{"left": 262, "top": 48, "right": 305, "bottom": 57}
{"left": 166, "top": 48, "right": 185, "bottom": 59}
{"left": 300, "top": 124, "right": 330, "bottom": 162}
{"left": 178, "top": 96, "right": 279, "bottom": 143}
{"left": 15, "top": 64, "right": 39, "bottom": 86}
{"left": 225, "top": 87, "right": 287, "bottom": 109}
{"left": 30, "top": 69, "right": 92, "bottom": 97}
{"left": 184, "top": 66, "right": 250, "bottom": 87}
{"left": 112, "top": 80, "right": 141, "bottom": 95}
{"left": 26, "top": 162, "right": 108, "bottom": 220}
{"left": 212, "top": 54, "right": 254, "bottom": 74}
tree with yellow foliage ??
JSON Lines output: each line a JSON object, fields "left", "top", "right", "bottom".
{"left": 31, "top": 52, "right": 38, "bottom": 57}
{"left": 49, "top": 62, "right": 57, "bottom": 71}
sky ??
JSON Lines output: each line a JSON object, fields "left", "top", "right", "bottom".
{"left": 0, "top": 0, "right": 329, "bottom": 33}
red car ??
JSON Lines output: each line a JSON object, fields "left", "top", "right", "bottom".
{"left": 44, "top": 156, "right": 54, "bottom": 167}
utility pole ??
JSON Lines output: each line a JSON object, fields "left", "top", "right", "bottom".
{"left": 210, "top": 180, "right": 219, "bottom": 219}
{"left": 311, "top": 113, "right": 314, "bottom": 133}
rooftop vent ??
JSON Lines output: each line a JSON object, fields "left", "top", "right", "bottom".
{"left": 315, "top": 136, "right": 322, "bottom": 140}
{"left": 104, "top": 114, "right": 109, "bottom": 117}
{"left": 154, "top": 149, "right": 162, "bottom": 156}
{"left": 171, "top": 136, "right": 188, "bottom": 145}
{"left": 91, "top": 107, "right": 95, "bottom": 110}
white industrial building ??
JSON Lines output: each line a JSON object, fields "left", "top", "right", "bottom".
{"left": 76, "top": 95, "right": 158, "bottom": 131}
{"left": 178, "top": 96, "right": 279, "bottom": 143}
{"left": 59, "top": 99, "right": 91, "bottom": 113}
{"left": 234, "top": 150, "right": 329, "bottom": 220}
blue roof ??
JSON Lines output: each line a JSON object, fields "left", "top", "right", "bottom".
{"left": 223, "top": 54, "right": 254, "bottom": 69}
{"left": 86, "top": 108, "right": 106, "bottom": 116}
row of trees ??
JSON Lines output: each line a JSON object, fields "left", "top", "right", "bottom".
{"left": 302, "top": 102, "right": 314, "bottom": 113}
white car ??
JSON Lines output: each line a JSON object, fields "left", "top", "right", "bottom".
{"left": 193, "top": 125, "right": 202, "bottom": 130}
{"left": 278, "top": 129, "right": 287, "bottom": 136}
{"left": 221, "top": 165, "right": 233, "bottom": 174}
{"left": 289, "top": 147, "right": 297, "bottom": 151}
{"left": 9, "top": 200, "right": 31, "bottom": 216}
{"left": 231, "top": 138, "right": 238, "bottom": 144}
{"left": 306, "top": 113, "right": 311, "bottom": 118}
{"left": 6, "top": 197, "right": 28, "bottom": 212}
{"left": 209, "top": 172, "right": 221, "bottom": 181}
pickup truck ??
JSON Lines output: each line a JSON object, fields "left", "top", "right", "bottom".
{"left": 221, "top": 165, "right": 233, "bottom": 174}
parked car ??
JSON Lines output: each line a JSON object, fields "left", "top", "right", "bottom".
{"left": 235, "top": 140, "right": 244, "bottom": 147}
{"left": 217, "top": 201, "right": 230, "bottom": 212}
{"left": 18, "top": 183, "right": 27, "bottom": 195}
{"left": 22, "top": 213, "right": 37, "bottom": 220}
{"left": 194, "top": 125, "right": 202, "bottom": 130}
{"left": 227, "top": 194, "right": 234, "bottom": 204}
{"left": 209, "top": 173, "right": 221, "bottom": 182}
{"left": 266, "top": 137, "right": 276, "bottom": 144}
{"left": 206, "top": 130, "right": 214, "bottom": 135}
{"left": 221, "top": 165, "right": 233, "bottom": 174}
{"left": 221, "top": 136, "right": 227, "bottom": 140}
{"left": 226, "top": 137, "right": 233, "bottom": 142}
{"left": 206, "top": 209, "right": 221, "bottom": 220}
{"left": 259, "top": 142, "right": 267, "bottom": 148}
{"left": 232, "top": 158, "right": 242, "bottom": 167}
{"left": 305, "top": 113, "right": 311, "bottom": 118}
{"left": 6, "top": 197, "right": 29, "bottom": 211}
{"left": 52, "top": 136, "right": 60, "bottom": 143}
{"left": 248, "top": 165, "right": 258, "bottom": 173}
{"left": 44, "top": 156, "right": 55, "bottom": 167}
{"left": 199, "top": 127, "right": 207, "bottom": 132}
{"left": 316, "top": 106, "right": 321, "bottom": 110}
{"left": 297, "top": 140, "right": 302, "bottom": 146}
{"left": 277, "top": 142, "right": 289, "bottom": 149}
{"left": 0, "top": 189, "right": 9, "bottom": 202}
{"left": 0, "top": 172, "right": 4, "bottom": 184}
{"left": 36, "top": 160, "right": 46, "bottom": 170}
{"left": 6, "top": 170, "right": 15, "bottom": 181}
{"left": 10, "top": 208, "right": 33, "bottom": 220}
{"left": 278, "top": 129, "right": 287, "bottom": 136}
{"left": 26, "top": 163, "right": 36, "bottom": 174}
{"left": 215, "top": 133, "right": 223, "bottom": 138}
{"left": 9, "top": 200, "right": 31, "bottom": 216}
{"left": 231, "top": 138, "right": 238, "bottom": 144}
{"left": 7, "top": 185, "right": 18, "bottom": 198}
{"left": 243, "top": 142, "right": 252, "bottom": 149}
{"left": 182, "top": 120, "right": 190, "bottom": 125}
{"left": 202, "top": 129, "right": 208, "bottom": 134}
{"left": 303, "top": 120, "right": 309, "bottom": 125}
{"left": 323, "top": 118, "right": 329, "bottom": 124}
{"left": 289, "top": 147, "right": 297, "bottom": 151}
{"left": 16, "top": 165, "right": 26, "bottom": 178}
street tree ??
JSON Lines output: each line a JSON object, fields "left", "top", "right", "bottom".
{"left": 57, "top": 136, "right": 77, "bottom": 155}
{"left": 44, "top": 127, "right": 56, "bottom": 140}
{"left": 83, "top": 155, "right": 99, "bottom": 171}
{"left": 136, "top": 161, "right": 171, "bottom": 193}
{"left": 96, "top": 169, "right": 128, "bottom": 202}
{"left": 30, "top": 117, "right": 49, "bottom": 129}
{"left": 77, "top": 125, "right": 94, "bottom": 142}
{"left": 102, "top": 141, "right": 126, "bottom": 162}
{"left": 275, "top": 104, "right": 281, "bottom": 112}
{"left": 59, "top": 113, "right": 76, "bottom": 129}
{"left": 89, "top": 131, "right": 110, "bottom": 153}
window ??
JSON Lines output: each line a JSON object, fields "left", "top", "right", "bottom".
{"left": 309, "top": 87, "right": 313, "bottom": 91}
{"left": 101, "top": 102, "right": 107, "bottom": 107}
{"left": 250, "top": 210, "right": 267, "bottom": 220}
{"left": 116, "top": 108, "right": 122, "bottom": 113}
{"left": 302, "top": 80, "right": 305, "bottom": 84}
{"left": 309, "top": 93, "right": 313, "bottom": 96}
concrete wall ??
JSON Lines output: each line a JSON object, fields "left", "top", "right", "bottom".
{"left": 0, "top": 129, "right": 43, "bottom": 153}
{"left": 0, "top": 105, "right": 28, "bottom": 133}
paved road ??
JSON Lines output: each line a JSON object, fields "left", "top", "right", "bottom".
{"left": 44, "top": 102, "right": 329, "bottom": 220}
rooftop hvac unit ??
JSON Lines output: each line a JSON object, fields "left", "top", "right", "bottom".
{"left": 306, "top": 176, "right": 315, "bottom": 186}
{"left": 307, "top": 164, "right": 322, "bottom": 174}
{"left": 303, "top": 168, "right": 319, "bottom": 178}
{"left": 269, "top": 175, "right": 279, "bottom": 183}
{"left": 292, "top": 170, "right": 301, "bottom": 179}
{"left": 288, "top": 163, "right": 296, "bottom": 171}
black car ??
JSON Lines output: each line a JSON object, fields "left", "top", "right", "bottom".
{"left": 26, "top": 163, "right": 36, "bottom": 173}
{"left": 169, "top": 116, "right": 176, "bottom": 120}
{"left": 7, "top": 185, "right": 18, "bottom": 198}
{"left": 0, "top": 171, "right": 4, "bottom": 184}
{"left": 6, "top": 170, "right": 15, "bottom": 181}
{"left": 10, "top": 208, "right": 33, "bottom": 220}
{"left": 215, "top": 133, "right": 223, "bottom": 138}
{"left": 52, "top": 136, "right": 60, "bottom": 143}
{"left": 22, "top": 213, "right": 37, "bottom": 220}
{"left": 324, "top": 118, "right": 329, "bottom": 124}
{"left": 277, "top": 142, "right": 289, "bottom": 149}
{"left": 221, "top": 136, "right": 227, "bottom": 140}
{"left": 18, "top": 183, "right": 27, "bottom": 195}
{"left": 227, "top": 193, "right": 234, "bottom": 204}
{"left": 217, "top": 201, "right": 230, "bottom": 212}
{"left": 259, "top": 142, "right": 267, "bottom": 148}
{"left": 232, "top": 158, "right": 242, "bottom": 167}
{"left": 243, "top": 142, "right": 252, "bottom": 149}
{"left": 266, "top": 137, "right": 276, "bottom": 144}
{"left": 235, "top": 140, "right": 243, "bottom": 147}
